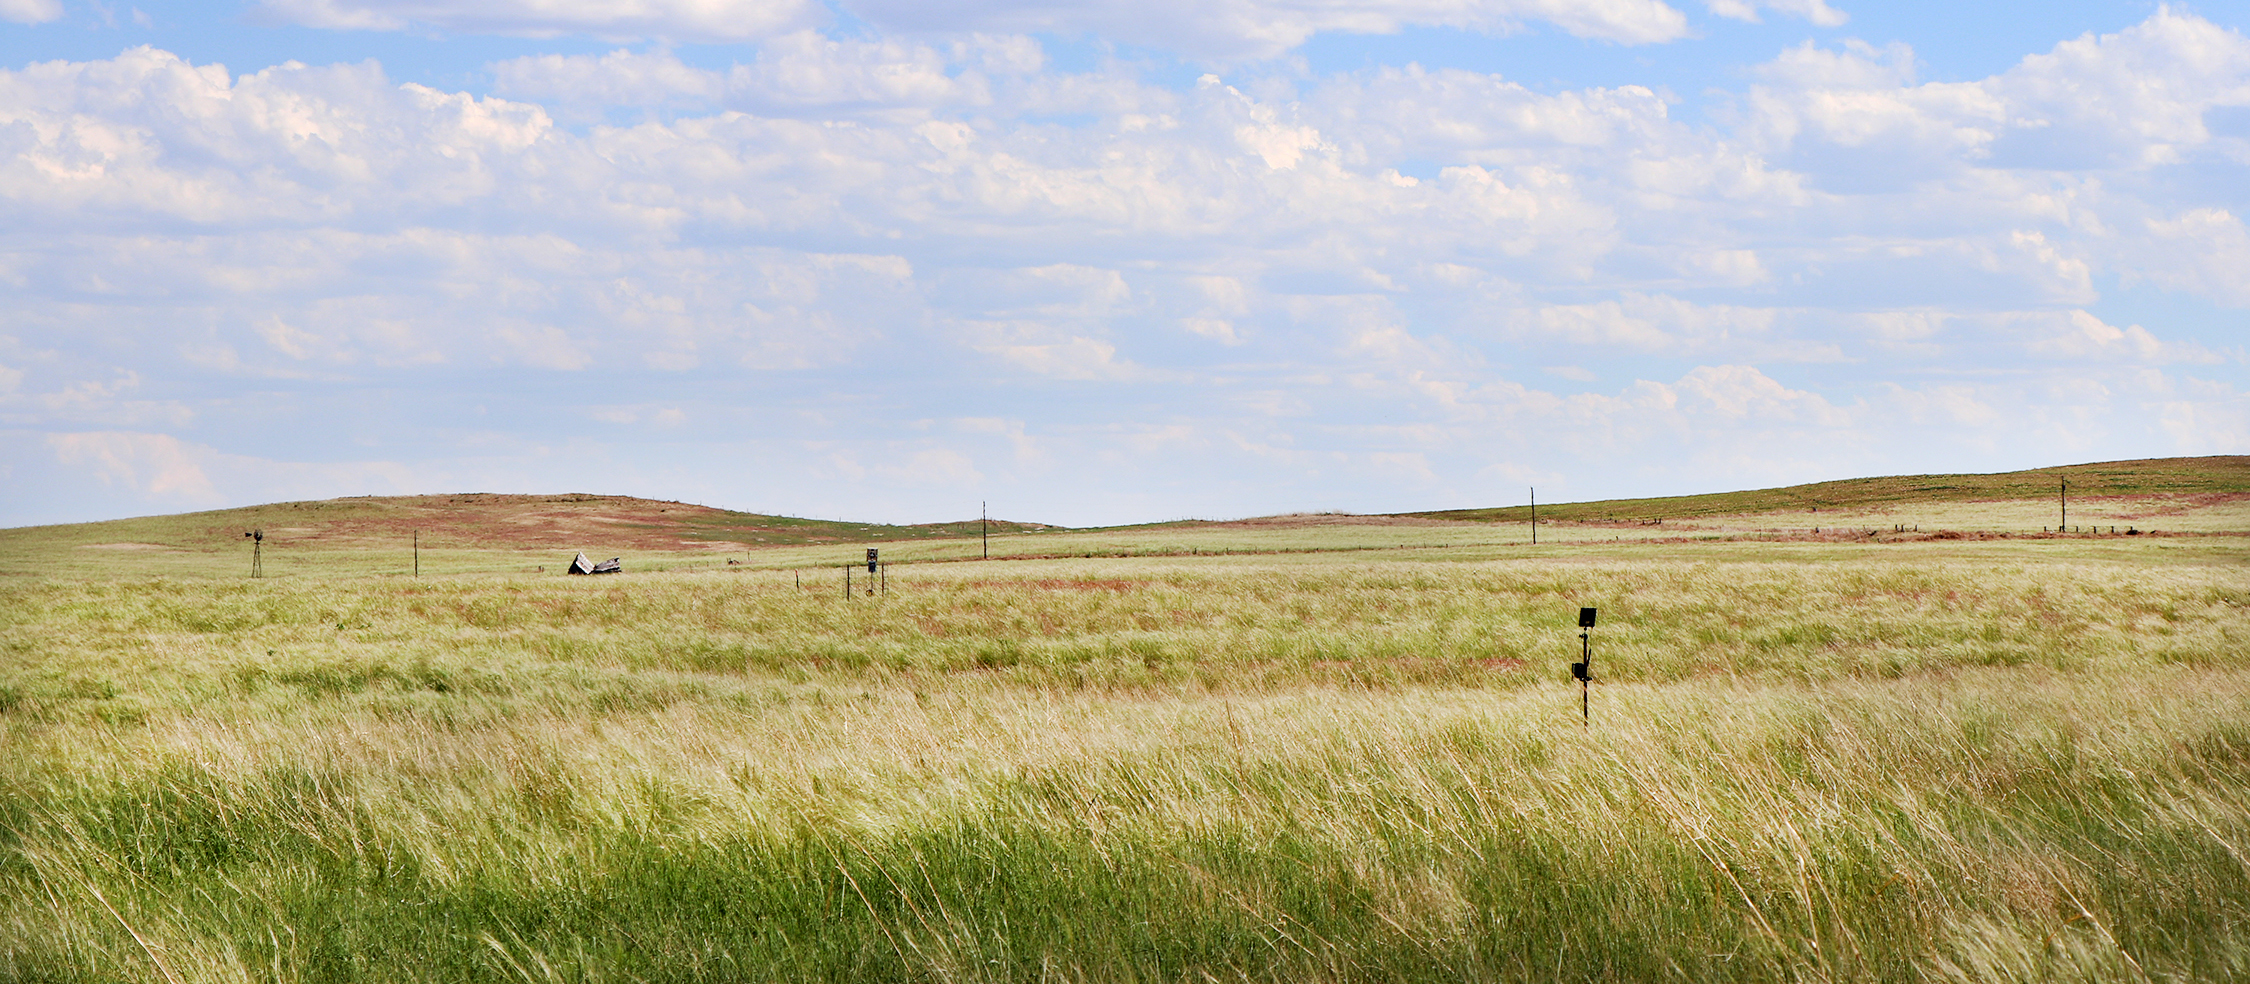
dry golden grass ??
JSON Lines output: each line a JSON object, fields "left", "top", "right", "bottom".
{"left": 5, "top": 532, "right": 2250, "bottom": 981}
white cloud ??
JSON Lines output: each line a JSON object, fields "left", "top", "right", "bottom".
{"left": 48, "top": 431, "right": 220, "bottom": 502}
{"left": 1667, "top": 364, "right": 1846, "bottom": 423}
{"left": 2159, "top": 380, "right": 2250, "bottom": 453}
{"left": 2129, "top": 208, "right": 2250, "bottom": 305}
{"left": 2018, "top": 310, "right": 2224, "bottom": 365}
{"left": 491, "top": 34, "right": 974, "bottom": 121}
{"left": 0, "top": 0, "right": 60, "bottom": 24}
{"left": 0, "top": 49, "right": 557, "bottom": 226}
{"left": 1507, "top": 294, "right": 1838, "bottom": 361}
{"left": 1307, "top": 67, "right": 1679, "bottom": 167}
{"left": 490, "top": 48, "right": 724, "bottom": 112}
{"left": 1181, "top": 317, "right": 1242, "bottom": 344}
{"left": 5, "top": 10, "right": 2250, "bottom": 526}
{"left": 969, "top": 330, "right": 1150, "bottom": 380}
{"left": 264, "top": 0, "right": 1692, "bottom": 58}
{"left": 495, "top": 323, "right": 595, "bottom": 370}
{"left": 1706, "top": 0, "right": 1844, "bottom": 27}
{"left": 880, "top": 448, "right": 982, "bottom": 486}
{"left": 40, "top": 429, "right": 438, "bottom": 516}
{"left": 864, "top": 0, "right": 1696, "bottom": 56}
{"left": 1736, "top": 10, "right": 2250, "bottom": 193}
{"left": 255, "top": 0, "right": 824, "bottom": 41}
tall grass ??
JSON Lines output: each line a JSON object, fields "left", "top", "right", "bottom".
{"left": 5, "top": 549, "right": 2249, "bottom": 981}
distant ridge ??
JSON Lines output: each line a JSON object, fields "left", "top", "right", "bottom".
{"left": 0, "top": 493, "right": 1054, "bottom": 553}
{"left": 9, "top": 457, "right": 2243, "bottom": 554}
{"left": 1396, "top": 456, "right": 2250, "bottom": 524}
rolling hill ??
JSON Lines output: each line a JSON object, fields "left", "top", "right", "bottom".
{"left": 1394, "top": 455, "right": 2250, "bottom": 524}
{"left": 0, "top": 492, "right": 1053, "bottom": 557}
{"left": 2, "top": 457, "right": 2241, "bottom": 569}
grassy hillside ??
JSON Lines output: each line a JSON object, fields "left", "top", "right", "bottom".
{"left": 1399, "top": 455, "right": 2250, "bottom": 523}
{"left": 0, "top": 493, "right": 1053, "bottom": 576}
{"left": 6, "top": 458, "right": 2247, "bottom": 581}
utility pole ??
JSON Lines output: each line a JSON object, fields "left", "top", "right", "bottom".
{"left": 982, "top": 500, "right": 989, "bottom": 560}
{"left": 1530, "top": 487, "right": 1537, "bottom": 545}
{"left": 2060, "top": 477, "right": 2067, "bottom": 532}
{"left": 413, "top": 530, "right": 420, "bottom": 578}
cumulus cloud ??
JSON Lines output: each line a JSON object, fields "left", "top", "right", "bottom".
{"left": 1706, "top": 0, "right": 1844, "bottom": 27}
{"left": 254, "top": 0, "right": 824, "bottom": 41}
{"left": 2129, "top": 208, "right": 2250, "bottom": 305}
{"left": 48, "top": 431, "right": 221, "bottom": 503}
{"left": 2159, "top": 380, "right": 2250, "bottom": 453}
{"left": 1737, "top": 9, "right": 2250, "bottom": 187}
{"left": 0, "top": 0, "right": 61, "bottom": 24}
{"left": 2016, "top": 310, "right": 2226, "bottom": 365}
{"left": 4, "top": 8, "right": 2250, "bottom": 524}
{"left": 266, "top": 0, "right": 1693, "bottom": 58}
{"left": 1668, "top": 364, "right": 1846, "bottom": 423}
{"left": 1505, "top": 294, "right": 1841, "bottom": 361}
{"left": 491, "top": 34, "right": 978, "bottom": 121}
{"left": 0, "top": 49, "right": 558, "bottom": 228}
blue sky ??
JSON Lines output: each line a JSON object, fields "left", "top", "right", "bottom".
{"left": 1, "top": 0, "right": 2245, "bottom": 527}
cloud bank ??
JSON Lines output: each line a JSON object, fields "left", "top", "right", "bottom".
{"left": 2, "top": 8, "right": 2245, "bottom": 525}
{"left": 254, "top": 0, "right": 1700, "bottom": 57}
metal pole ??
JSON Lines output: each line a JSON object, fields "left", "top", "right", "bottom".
{"left": 982, "top": 500, "right": 989, "bottom": 560}
{"left": 1531, "top": 487, "right": 1536, "bottom": 545}
{"left": 880, "top": 563, "right": 887, "bottom": 598}
{"left": 845, "top": 566, "right": 851, "bottom": 599}
{"left": 2060, "top": 477, "right": 2067, "bottom": 532}
{"left": 1580, "top": 627, "right": 1590, "bottom": 726}
{"left": 414, "top": 530, "right": 419, "bottom": 578}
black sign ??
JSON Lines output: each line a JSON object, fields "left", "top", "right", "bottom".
{"left": 1578, "top": 607, "right": 1597, "bottom": 628}
{"left": 866, "top": 548, "right": 879, "bottom": 573}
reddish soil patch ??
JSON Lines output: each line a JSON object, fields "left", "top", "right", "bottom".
{"left": 202, "top": 494, "right": 734, "bottom": 553}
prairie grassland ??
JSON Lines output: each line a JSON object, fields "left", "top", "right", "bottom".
{"left": 26, "top": 491, "right": 2247, "bottom": 583}
{"left": 1651, "top": 495, "right": 2250, "bottom": 535}
{"left": 1409, "top": 456, "right": 2250, "bottom": 524}
{"left": 5, "top": 538, "right": 2250, "bottom": 982}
